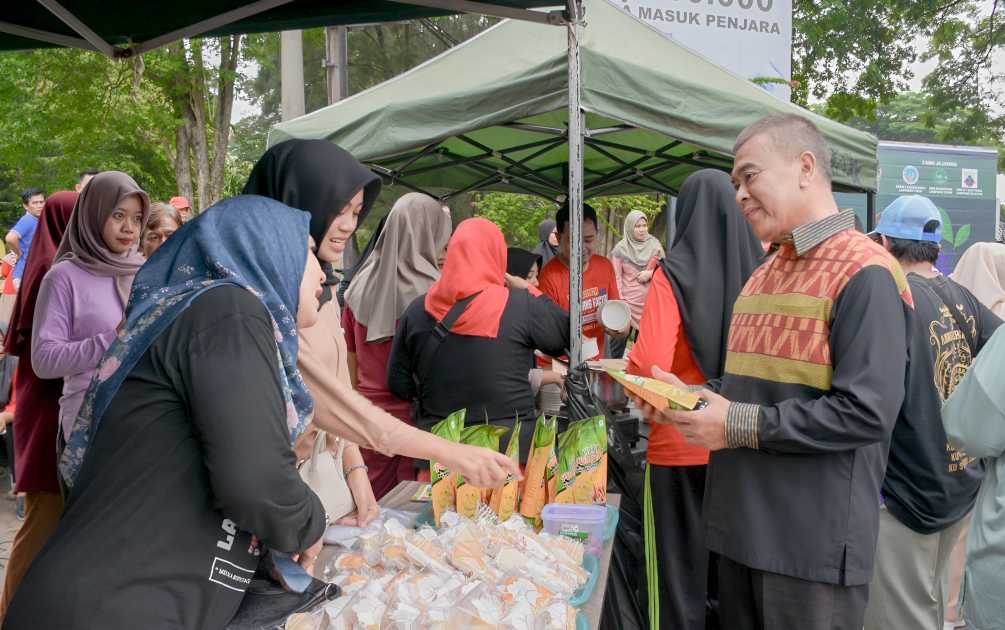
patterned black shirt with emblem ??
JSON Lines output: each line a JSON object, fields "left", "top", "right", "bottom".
{"left": 883, "top": 274, "right": 1002, "bottom": 534}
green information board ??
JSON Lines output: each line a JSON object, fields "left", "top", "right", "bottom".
{"left": 836, "top": 141, "right": 999, "bottom": 273}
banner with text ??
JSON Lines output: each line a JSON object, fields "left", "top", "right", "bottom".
{"left": 836, "top": 142, "right": 999, "bottom": 274}
{"left": 612, "top": 0, "right": 793, "bottom": 101}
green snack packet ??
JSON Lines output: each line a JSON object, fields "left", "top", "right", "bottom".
{"left": 555, "top": 416, "right": 608, "bottom": 505}
{"left": 457, "top": 424, "right": 510, "bottom": 517}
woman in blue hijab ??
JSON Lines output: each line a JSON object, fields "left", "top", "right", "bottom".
{"left": 4, "top": 196, "right": 328, "bottom": 630}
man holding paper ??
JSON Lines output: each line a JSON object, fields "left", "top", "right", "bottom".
{"left": 633, "top": 114, "right": 913, "bottom": 630}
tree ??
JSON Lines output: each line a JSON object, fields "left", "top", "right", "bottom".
{"left": 922, "top": 2, "right": 1005, "bottom": 150}
{"left": 791, "top": 0, "right": 977, "bottom": 120}
{"left": 0, "top": 35, "right": 247, "bottom": 232}
{"left": 471, "top": 192, "right": 663, "bottom": 252}
{"left": 236, "top": 16, "right": 498, "bottom": 165}
{"left": 143, "top": 36, "right": 244, "bottom": 210}
{"left": 0, "top": 48, "right": 177, "bottom": 229}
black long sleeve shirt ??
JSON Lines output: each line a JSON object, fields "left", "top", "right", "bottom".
{"left": 4, "top": 286, "right": 324, "bottom": 630}
{"left": 387, "top": 288, "right": 568, "bottom": 457}
{"left": 705, "top": 219, "right": 914, "bottom": 587}
{"left": 882, "top": 274, "right": 1001, "bottom": 534}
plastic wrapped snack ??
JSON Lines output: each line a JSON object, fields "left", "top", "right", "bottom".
{"left": 333, "top": 552, "right": 367, "bottom": 573}
{"left": 332, "top": 572, "right": 370, "bottom": 596}
{"left": 541, "top": 601, "right": 579, "bottom": 630}
{"left": 489, "top": 420, "right": 521, "bottom": 521}
{"left": 430, "top": 409, "right": 465, "bottom": 526}
{"left": 519, "top": 415, "right": 558, "bottom": 522}
{"left": 450, "top": 581, "right": 506, "bottom": 629}
{"left": 499, "top": 575, "right": 554, "bottom": 611}
{"left": 450, "top": 539, "right": 494, "bottom": 577}
{"left": 457, "top": 424, "right": 510, "bottom": 518}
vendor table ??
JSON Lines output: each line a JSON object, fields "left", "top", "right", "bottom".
{"left": 316, "top": 480, "right": 619, "bottom": 629}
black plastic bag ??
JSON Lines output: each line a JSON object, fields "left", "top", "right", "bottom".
{"left": 226, "top": 552, "right": 339, "bottom": 630}
{"left": 600, "top": 396, "right": 647, "bottom": 630}
{"left": 565, "top": 363, "right": 601, "bottom": 421}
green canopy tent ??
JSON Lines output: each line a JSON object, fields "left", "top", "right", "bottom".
{"left": 269, "top": 0, "right": 878, "bottom": 200}
{"left": 269, "top": 0, "right": 878, "bottom": 363}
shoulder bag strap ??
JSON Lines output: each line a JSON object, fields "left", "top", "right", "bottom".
{"left": 928, "top": 277, "right": 977, "bottom": 355}
{"left": 411, "top": 292, "right": 483, "bottom": 419}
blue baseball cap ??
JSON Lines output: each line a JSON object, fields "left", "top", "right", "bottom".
{"left": 873, "top": 195, "right": 943, "bottom": 242}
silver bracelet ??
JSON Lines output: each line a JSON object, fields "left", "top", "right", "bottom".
{"left": 344, "top": 464, "right": 368, "bottom": 477}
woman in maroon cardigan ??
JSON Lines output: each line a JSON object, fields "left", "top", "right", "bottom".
{"left": 0, "top": 191, "right": 77, "bottom": 616}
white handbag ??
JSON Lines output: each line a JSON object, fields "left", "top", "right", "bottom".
{"left": 297, "top": 431, "right": 355, "bottom": 524}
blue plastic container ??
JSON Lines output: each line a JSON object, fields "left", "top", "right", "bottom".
{"left": 541, "top": 503, "right": 607, "bottom": 557}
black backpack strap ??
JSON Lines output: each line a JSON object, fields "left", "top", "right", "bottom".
{"left": 929, "top": 277, "right": 977, "bottom": 355}
{"left": 411, "top": 292, "right": 483, "bottom": 420}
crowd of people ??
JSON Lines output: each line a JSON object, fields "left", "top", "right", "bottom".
{"left": 0, "top": 113, "right": 999, "bottom": 630}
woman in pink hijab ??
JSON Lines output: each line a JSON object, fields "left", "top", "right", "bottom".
{"left": 30, "top": 171, "right": 150, "bottom": 443}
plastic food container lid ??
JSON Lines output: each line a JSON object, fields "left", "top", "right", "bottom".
{"left": 541, "top": 503, "right": 608, "bottom": 523}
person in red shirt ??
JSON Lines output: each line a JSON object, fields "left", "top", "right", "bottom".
{"left": 628, "top": 170, "right": 763, "bottom": 630}
{"left": 538, "top": 202, "right": 624, "bottom": 361}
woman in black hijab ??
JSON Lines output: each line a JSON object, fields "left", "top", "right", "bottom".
{"left": 627, "top": 169, "right": 763, "bottom": 630}
{"left": 244, "top": 141, "right": 517, "bottom": 522}
{"left": 244, "top": 139, "right": 382, "bottom": 307}
{"left": 531, "top": 219, "right": 559, "bottom": 267}
{"left": 505, "top": 247, "right": 542, "bottom": 288}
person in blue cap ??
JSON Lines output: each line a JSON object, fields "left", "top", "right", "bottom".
{"left": 864, "top": 194, "right": 1002, "bottom": 630}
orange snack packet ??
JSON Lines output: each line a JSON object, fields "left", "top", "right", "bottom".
{"left": 429, "top": 409, "right": 465, "bottom": 526}
{"left": 519, "top": 415, "right": 558, "bottom": 522}
{"left": 489, "top": 420, "right": 521, "bottom": 520}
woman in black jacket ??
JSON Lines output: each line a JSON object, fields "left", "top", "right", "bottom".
{"left": 387, "top": 218, "right": 569, "bottom": 461}
{"left": 4, "top": 196, "right": 327, "bottom": 630}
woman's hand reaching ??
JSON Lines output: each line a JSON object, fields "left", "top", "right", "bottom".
{"left": 504, "top": 273, "right": 530, "bottom": 291}
{"left": 442, "top": 442, "right": 522, "bottom": 488}
{"left": 294, "top": 536, "right": 324, "bottom": 573}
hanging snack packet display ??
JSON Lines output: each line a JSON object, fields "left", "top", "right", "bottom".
{"left": 489, "top": 420, "right": 521, "bottom": 521}
{"left": 429, "top": 409, "right": 465, "bottom": 526}
{"left": 606, "top": 369, "right": 706, "bottom": 411}
{"left": 519, "top": 415, "right": 558, "bottom": 522}
{"left": 456, "top": 424, "right": 510, "bottom": 519}
{"left": 555, "top": 416, "right": 608, "bottom": 505}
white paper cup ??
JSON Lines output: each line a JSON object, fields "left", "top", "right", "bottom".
{"left": 600, "top": 300, "right": 631, "bottom": 334}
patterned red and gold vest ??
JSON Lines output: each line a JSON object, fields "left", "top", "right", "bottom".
{"left": 725, "top": 229, "right": 913, "bottom": 392}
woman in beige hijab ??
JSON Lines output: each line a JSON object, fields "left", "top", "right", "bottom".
{"left": 952, "top": 242, "right": 1005, "bottom": 318}
{"left": 342, "top": 193, "right": 452, "bottom": 498}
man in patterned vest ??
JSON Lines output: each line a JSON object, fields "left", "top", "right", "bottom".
{"left": 636, "top": 113, "right": 914, "bottom": 629}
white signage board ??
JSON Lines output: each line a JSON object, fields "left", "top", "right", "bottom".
{"left": 612, "top": 0, "right": 793, "bottom": 101}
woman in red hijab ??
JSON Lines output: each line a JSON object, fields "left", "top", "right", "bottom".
{"left": 387, "top": 218, "right": 570, "bottom": 462}
{"left": 1, "top": 191, "right": 78, "bottom": 616}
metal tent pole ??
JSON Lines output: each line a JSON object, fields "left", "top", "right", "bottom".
{"left": 566, "top": 0, "right": 584, "bottom": 366}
